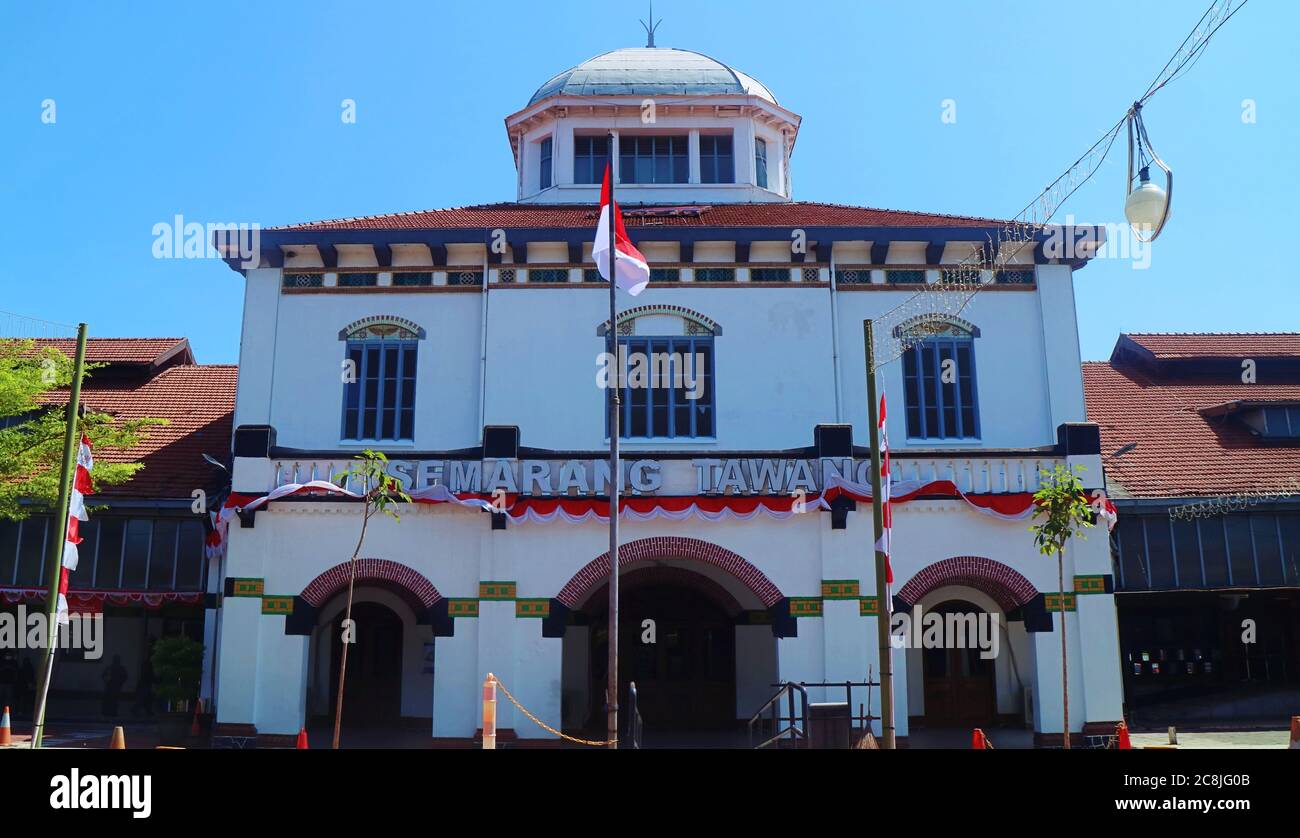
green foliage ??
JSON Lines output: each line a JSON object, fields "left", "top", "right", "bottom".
{"left": 337, "top": 449, "right": 412, "bottom": 521}
{"left": 1029, "top": 463, "right": 1095, "bottom": 558}
{"left": 0, "top": 339, "right": 167, "bottom": 520}
{"left": 151, "top": 635, "right": 204, "bottom": 705}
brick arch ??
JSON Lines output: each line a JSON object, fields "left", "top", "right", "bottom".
{"left": 300, "top": 559, "right": 442, "bottom": 612}
{"left": 556, "top": 537, "right": 781, "bottom": 609}
{"left": 894, "top": 556, "right": 1037, "bottom": 614}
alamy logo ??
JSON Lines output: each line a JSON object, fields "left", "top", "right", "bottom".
{"left": 50, "top": 770, "right": 151, "bottom": 819}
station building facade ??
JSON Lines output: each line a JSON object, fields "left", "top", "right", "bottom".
{"left": 211, "top": 44, "right": 1123, "bottom": 746}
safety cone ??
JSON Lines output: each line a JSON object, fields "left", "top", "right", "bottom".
{"left": 296, "top": 727, "right": 309, "bottom": 750}
{"left": 1289, "top": 716, "right": 1299, "bottom": 749}
{"left": 0, "top": 706, "right": 11, "bottom": 746}
{"left": 190, "top": 699, "right": 202, "bottom": 737}
{"left": 1116, "top": 721, "right": 1132, "bottom": 750}
{"left": 972, "top": 728, "right": 987, "bottom": 750}
{"left": 109, "top": 726, "right": 126, "bottom": 750}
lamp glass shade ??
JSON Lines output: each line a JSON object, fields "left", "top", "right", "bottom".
{"left": 1125, "top": 178, "right": 1168, "bottom": 232}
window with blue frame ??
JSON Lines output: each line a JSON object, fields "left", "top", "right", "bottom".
{"left": 901, "top": 330, "right": 979, "bottom": 439}
{"left": 608, "top": 335, "right": 714, "bottom": 439}
{"left": 539, "top": 136, "right": 553, "bottom": 190}
{"left": 342, "top": 330, "right": 419, "bottom": 441}
{"left": 574, "top": 136, "right": 610, "bottom": 184}
{"left": 619, "top": 135, "right": 688, "bottom": 184}
{"left": 699, "top": 135, "right": 734, "bottom": 184}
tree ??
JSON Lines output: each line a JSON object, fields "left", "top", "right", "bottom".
{"left": 1029, "top": 463, "right": 1095, "bottom": 750}
{"left": 0, "top": 339, "right": 163, "bottom": 520}
{"left": 331, "top": 450, "right": 410, "bottom": 749}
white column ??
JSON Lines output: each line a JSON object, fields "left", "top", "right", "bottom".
{"left": 511, "top": 615, "right": 562, "bottom": 741}
{"left": 688, "top": 129, "right": 701, "bottom": 184}
{"left": 253, "top": 630, "right": 309, "bottom": 736}
{"left": 431, "top": 618, "right": 479, "bottom": 739}
{"left": 1034, "top": 264, "right": 1088, "bottom": 428}
{"left": 232, "top": 267, "right": 280, "bottom": 427}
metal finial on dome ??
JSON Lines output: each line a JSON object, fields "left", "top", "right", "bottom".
{"left": 640, "top": 1, "right": 661, "bottom": 48}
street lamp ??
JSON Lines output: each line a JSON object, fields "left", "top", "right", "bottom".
{"left": 1124, "top": 102, "right": 1172, "bottom": 242}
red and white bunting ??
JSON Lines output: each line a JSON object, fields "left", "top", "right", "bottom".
{"left": 875, "top": 393, "right": 894, "bottom": 584}
{"left": 204, "top": 468, "right": 1116, "bottom": 535}
{"left": 57, "top": 436, "right": 94, "bottom": 624}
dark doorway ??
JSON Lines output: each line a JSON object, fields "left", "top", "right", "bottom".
{"left": 588, "top": 582, "right": 736, "bottom": 730}
{"left": 921, "top": 600, "right": 997, "bottom": 727}
{"left": 329, "top": 601, "right": 403, "bottom": 727}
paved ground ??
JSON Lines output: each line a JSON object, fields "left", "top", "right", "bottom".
{"left": 1129, "top": 728, "right": 1292, "bottom": 749}
{"left": 4, "top": 720, "right": 1293, "bottom": 750}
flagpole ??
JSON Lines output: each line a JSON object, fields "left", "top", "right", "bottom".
{"left": 863, "top": 319, "right": 895, "bottom": 749}
{"left": 605, "top": 134, "right": 620, "bottom": 749}
{"left": 31, "top": 322, "right": 88, "bottom": 749}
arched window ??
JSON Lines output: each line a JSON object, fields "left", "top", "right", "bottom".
{"left": 338, "top": 317, "right": 424, "bottom": 442}
{"left": 599, "top": 307, "right": 720, "bottom": 440}
{"left": 896, "top": 317, "right": 980, "bottom": 440}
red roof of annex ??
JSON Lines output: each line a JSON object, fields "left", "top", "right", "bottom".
{"left": 1084, "top": 333, "right": 1300, "bottom": 500}
{"left": 32, "top": 338, "right": 236, "bottom": 500}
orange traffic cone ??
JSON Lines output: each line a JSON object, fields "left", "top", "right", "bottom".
{"left": 972, "top": 728, "right": 987, "bottom": 749}
{"left": 1116, "top": 721, "right": 1132, "bottom": 750}
{"left": 1289, "top": 716, "right": 1299, "bottom": 749}
{"left": 296, "top": 727, "right": 309, "bottom": 750}
{"left": 0, "top": 706, "right": 11, "bottom": 746}
{"left": 190, "top": 699, "right": 202, "bottom": 737}
{"left": 109, "top": 726, "right": 126, "bottom": 749}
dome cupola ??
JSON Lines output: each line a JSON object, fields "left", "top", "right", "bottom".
{"left": 505, "top": 36, "right": 800, "bottom": 205}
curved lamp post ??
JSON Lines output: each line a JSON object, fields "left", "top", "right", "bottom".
{"left": 1125, "top": 102, "right": 1173, "bottom": 242}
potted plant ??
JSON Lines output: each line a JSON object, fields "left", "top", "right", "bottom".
{"left": 152, "top": 635, "right": 204, "bottom": 746}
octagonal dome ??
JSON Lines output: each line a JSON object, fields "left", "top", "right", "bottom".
{"left": 528, "top": 47, "right": 777, "bottom": 106}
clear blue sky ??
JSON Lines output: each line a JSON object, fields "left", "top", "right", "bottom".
{"left": 1, "top": 0, "right": 1294, "bottom": 364}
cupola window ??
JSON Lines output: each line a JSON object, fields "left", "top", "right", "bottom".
{"left": 574, "top": 136, "right": 610, "bottom": 184}
{"left": 700, "top": 135, "right": 735, "bottom": 184}
{"left": 539, "top": 136, "right": 553, "bottom": 190}
{"left": 619, "top": 135, "right": 688, "bottom": 184}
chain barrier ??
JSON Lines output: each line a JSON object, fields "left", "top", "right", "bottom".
{"left": 492, "top": 676, "right": 616, "bottom": 748}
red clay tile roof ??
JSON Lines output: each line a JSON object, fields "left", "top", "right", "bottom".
{"left": 270, "top": 201, "right": 1006, "bottom": 231}
{"left": 1083, "top": 361, "right": 1300, "bottom": 499}
{"left": 30, "top": 337, "right": 192, "bottom": 366}
{"left": 1122, "top": 333, "right": 1300, "bottom": 361}
{"left": 40, "top": 364, "right": 237, "bottom": 500}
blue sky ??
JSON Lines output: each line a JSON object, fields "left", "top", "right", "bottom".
{"left": 1, "top": 0, "right": 1293, "bottom": 364}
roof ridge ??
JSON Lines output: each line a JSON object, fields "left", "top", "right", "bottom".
{"left": 1126, "top": 331, "right": 1300, "bottom": 337}
{"left": 269, "top": 200, "right": 1017, "bottom": 231}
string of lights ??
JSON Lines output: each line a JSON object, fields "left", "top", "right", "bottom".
{"left": 870, "top": 0, "right": 1250, "bottom": 367}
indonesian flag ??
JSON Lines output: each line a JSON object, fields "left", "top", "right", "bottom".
{"left": 874, "top": 393, "right": 893, "bottom": 585}
{"left": 57, "top": 436, "right": 94, "bottom": 624}
{"left": 592, "top": 163, "right": 650, "bottom": 296}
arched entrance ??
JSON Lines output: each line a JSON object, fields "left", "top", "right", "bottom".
{"left": 327, "top": 601, "right": 404, "bottom": 727}
{"left": 298, "top": 561, "right": 441, "bottom": 738}
{"left": 898, "top": 557, "right": 1040, "bottom": 733}
{"left": 584, "top": 568, "right": 739, "bottom": 729}
{"left": 920, "top": 600, "right": 997, "bottom": 728}
{"left": 557, "top": 537, "right": 782, "bottom": 739}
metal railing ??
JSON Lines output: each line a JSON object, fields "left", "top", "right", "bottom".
{"left": 748, "top": 680, "right": 880, "bottom": 749}
{"left": 623, "top": 681, "right": 643, "bottom": 749}
{"left": 747, "top": 682, "right": 811, "bottom": 749}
